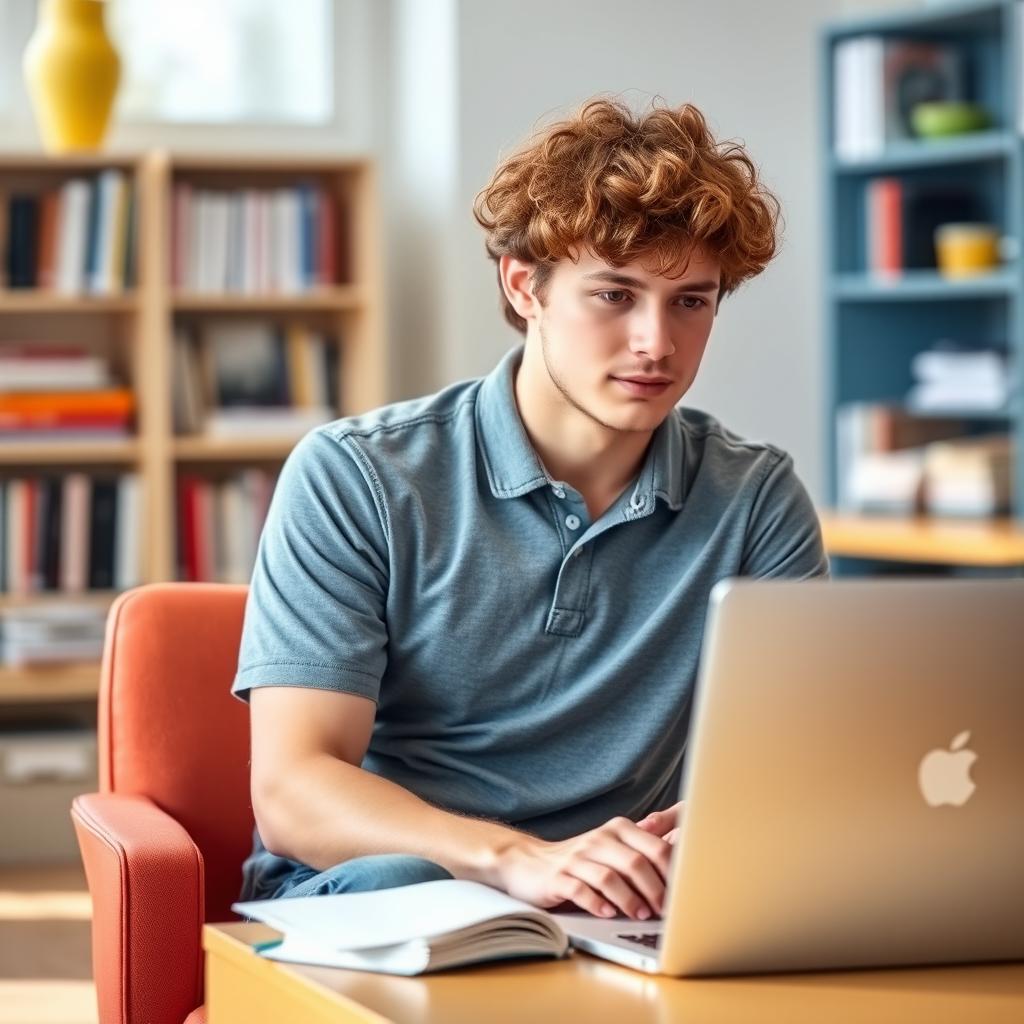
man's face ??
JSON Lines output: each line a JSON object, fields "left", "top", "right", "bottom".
{"left": 531, "top": 248, "right": 721, "bottom": 435}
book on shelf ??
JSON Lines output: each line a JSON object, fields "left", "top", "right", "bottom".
{"left": 0, "top": 344, "right": 112, "bottom": 391}
{"left": 866, "top": 177, "right": 902, "bottom": 276}
{"left": 0, "top": 727, "right": 97, "bottom": 782}
{"left": 176, "top": 468, "right": 276, "bottom": 583}
{"left": 173, "top": 320, "right": 338, "bottom": 437}
{"left": 2, "top": 170, "right": 136, "bottom": 294}
{"left": 234, "top": 879, "right": 569, "bottom": 976}
{"left": 923, "top": 434, "right": 1013, "bottom": 518}
{"left": 906, "top": 345, "right": 1013, "bottom": 414}
{"left": 0, "top": 388, "right": 134, "bottom": 438}
{"left": 171, "top": 181, "right": 341, "bottom": 293}
{"left": 833, "top": 36, "right": 965, "bottom": 159}
{"left": 0, "top": 473, "right": 141, "bottom": 597}
{"left": 0, "top": 603, "right": 108, "bottom": 668}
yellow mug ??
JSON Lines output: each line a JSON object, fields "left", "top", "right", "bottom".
{"left": 934, "top": 223, "right": 1001, "bottom": 277}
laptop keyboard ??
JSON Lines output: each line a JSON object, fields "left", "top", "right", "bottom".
{"left": 617, "top": 932, "right": 662, "bottom": 950}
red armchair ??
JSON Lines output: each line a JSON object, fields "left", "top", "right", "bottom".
{"left": 72, "top": 583, "right": 253, "bottom": 1024}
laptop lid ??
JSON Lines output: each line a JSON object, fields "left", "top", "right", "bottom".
{"left": 660, "top": 578, "right": 1024, "bottom": 976}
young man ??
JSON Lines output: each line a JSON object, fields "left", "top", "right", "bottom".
{"left": 233, "top": 98, "right": 828, "bottom": 923}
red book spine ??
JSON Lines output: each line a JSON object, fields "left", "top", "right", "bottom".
{"left": 178, "top": 475, "right": 199, "bottom": 582}
{"left": 317, "top": 188, "right": 338, "bottom": 286}
{"left": 868, "top": 177, "right": 903, "bottom": 276}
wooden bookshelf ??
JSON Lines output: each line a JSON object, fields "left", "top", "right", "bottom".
{"left": 0, "top": 291, "right": 139, "bottom": 312}
{"left": 172, "top": 285, "right": 363, "bottom": 312}
{"left": 0, "top": 149, "right": 386, "bottom": 706}
{"left": 172, "top": 437, "right": 301, "bottom": 462}
{"left": 819, "top": 511, "right": 1024, "bottom": 568}
{"left": 0, "top": 440, "right": 140, "bottom": 464}
{"left": 0, "top": 663, "right": 101, "bottom": 702}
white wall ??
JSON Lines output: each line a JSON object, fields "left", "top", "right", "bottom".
{"left": 389, "top": 0, "right": 859, "bottom": 501}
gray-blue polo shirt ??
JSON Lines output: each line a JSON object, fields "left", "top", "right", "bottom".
{"left": 233, "top": 343, "right": 829, "bottom": 847}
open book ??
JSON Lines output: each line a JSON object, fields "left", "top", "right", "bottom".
{"left": 232, "top": 879, "right": 569, "bottom": 976}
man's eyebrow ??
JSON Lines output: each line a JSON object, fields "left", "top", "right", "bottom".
{"left": 581, "top": 271, "right": 720, "bottom": 293}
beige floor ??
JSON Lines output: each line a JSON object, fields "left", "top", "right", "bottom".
{"left": 0, "top": 863, "right": 98, "bottom": 1024}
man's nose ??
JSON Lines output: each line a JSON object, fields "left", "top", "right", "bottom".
{"left": 629, "top": 309, "right": 676, "bottom": 360}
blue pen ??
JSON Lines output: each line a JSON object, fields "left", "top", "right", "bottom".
{"left": 253, "top": 937, "right": 284, "bottom": 953}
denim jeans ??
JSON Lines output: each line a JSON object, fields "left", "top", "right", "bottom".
{"left": 239, "top": 833, "right": 453, "bottom": 903}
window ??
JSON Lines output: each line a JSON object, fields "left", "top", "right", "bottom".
{"left": 108, "top": 0, "right": 333, "bottom": 124}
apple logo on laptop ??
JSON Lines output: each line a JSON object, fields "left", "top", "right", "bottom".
{"left": 918, "top": 731, "right": 977, "bottom": 807}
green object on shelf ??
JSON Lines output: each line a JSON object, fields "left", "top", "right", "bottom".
{"left": 911, "top": 101, "right": 991, "bottom": 138}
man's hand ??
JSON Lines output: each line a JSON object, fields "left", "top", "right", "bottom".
{"left": 487, "top": 817, "right": 672, "bottom": 921}
{"left": 635, "top": 801, "right": 684, "bottom": 845}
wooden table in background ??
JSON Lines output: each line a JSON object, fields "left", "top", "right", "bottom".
{"left": 818, "top": 512, "right": 1024, "bottom": 568}
{"left": 204, "top": 923, "right": 1024, "bottom": 1024}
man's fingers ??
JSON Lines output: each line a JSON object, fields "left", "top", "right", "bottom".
{"left": 554, "top": 875, "right": 615, "bottom": 918}
{"left": 569, "top": 859, "right": 653, "bottom": 921}
{"left": 610, "top": 819, "right": 673, "bottom": 883}
{"left": 586, "top": 841, "right": 666, "bottom": 918}
{"left": 636, "top": 802, "right": 684, "bottom": 837}
{"left": 637, "top": 809, "right": 673, "bottom": 832}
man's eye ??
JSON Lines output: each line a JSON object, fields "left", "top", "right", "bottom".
{"left": 598, "top": 290, "right": 629, "bottom": 304}
{"left": 680, "top": 296, "right": 705, "bottom": 309}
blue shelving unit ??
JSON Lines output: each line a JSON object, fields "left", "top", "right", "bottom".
{"left": 822, "top": 0, "right": 1024, "bottom": 531}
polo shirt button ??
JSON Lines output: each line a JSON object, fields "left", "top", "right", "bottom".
{"left": 565, "top": 514, "right": 581, "bottom": 531}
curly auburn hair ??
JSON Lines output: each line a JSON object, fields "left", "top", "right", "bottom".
{"left": 473, "top": 97, "right": 781, "bottom": 334}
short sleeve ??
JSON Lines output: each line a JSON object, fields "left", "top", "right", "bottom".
{"left": 231, "top": 428, "right": 390, "bottom": 703}
{"left": 740, "top": 452, "right": 830, "bottom": 580}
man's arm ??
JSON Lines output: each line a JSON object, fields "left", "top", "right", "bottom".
{"left": 250, "top": 685, "right": 672, "bottom": 921}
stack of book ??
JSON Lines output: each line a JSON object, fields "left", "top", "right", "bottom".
{"left": 170, "top": 182, "right": 341, "bottom": 293}
{"left": 2, "top": 170, "right": 136, "bottom": 293}
{"left": 0, "top": 344, "right": 132, "bottom": 439}
{"left": 906, "top": 346, "right": 1013, "bottom": 414}
{"left": 833, "top": 36, "right": 964, "bottom": 159}
{"left": 176, "top": 468, "right": 277, "bottom": 583}
{"left": 0, "top": 603, "right": 108, "bottom": 667}
{"left": 835, "top": 404, "right": 966, "bottom": 514}
{"left": 0, "top": 473, "right": 141, "bottom": 595}
{"left": 923, "top": 434, "right": 1013, "bottom": 517}
{"left": 173, "top": 320, "right": 338, "bottom": 437}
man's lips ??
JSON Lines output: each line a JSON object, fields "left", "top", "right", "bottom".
{"left": 611, "top": 376, "right": 673, "bottom": 396}
{"left": 613, "top": 376, "right": 673, "bottom": 384}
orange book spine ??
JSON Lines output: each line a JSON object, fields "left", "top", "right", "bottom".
{"left": 0, "top": 389, "right": 135, "bottom": 415}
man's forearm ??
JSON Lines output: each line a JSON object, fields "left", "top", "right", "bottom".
{"left": 255, "top": 753, "right": 526, "bottom": 884}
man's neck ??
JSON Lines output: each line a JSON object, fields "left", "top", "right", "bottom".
{"left": 513, "top": 345, "right": 655, "bottom": 518}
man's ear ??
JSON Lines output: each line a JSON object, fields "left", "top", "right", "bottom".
{"left": 499, "top": 255, "right": 541, "bottom": 323}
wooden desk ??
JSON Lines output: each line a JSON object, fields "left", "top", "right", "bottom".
{"left": 204, "top": 923, "right": 1024, "bottom": 1023}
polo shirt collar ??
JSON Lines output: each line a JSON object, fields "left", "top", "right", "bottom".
{"left": 476, "top": 343, "right": 685, "bottom": 510}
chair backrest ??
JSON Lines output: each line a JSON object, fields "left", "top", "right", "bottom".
{"left": 99, "top": 583, "right": 252, "bottom": 923}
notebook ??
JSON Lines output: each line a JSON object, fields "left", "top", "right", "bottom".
{"left": 233, "top": 878, "right": 569, "bottom": 975}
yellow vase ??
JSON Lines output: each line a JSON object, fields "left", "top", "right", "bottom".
{"left": 23, "top": 0, "right": 121, "bottom": 153}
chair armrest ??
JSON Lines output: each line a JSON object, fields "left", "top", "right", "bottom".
{"left": 72, "top": 792, "right": 205, "bottom": 1024}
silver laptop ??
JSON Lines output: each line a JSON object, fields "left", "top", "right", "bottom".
{"left": 552, "top": 578, "right": 1024, "bottom": 975}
